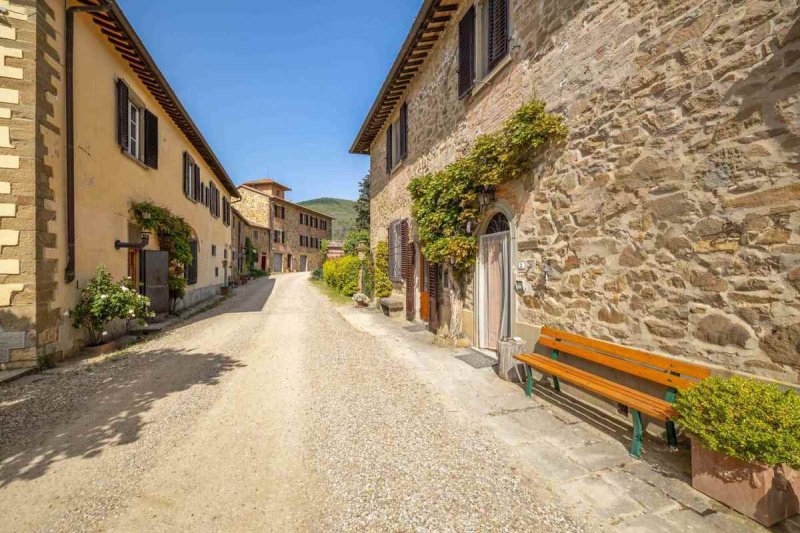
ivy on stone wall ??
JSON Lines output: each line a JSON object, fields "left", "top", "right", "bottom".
{"left": 408, "top": 99, "right": 567, "bottom": 272}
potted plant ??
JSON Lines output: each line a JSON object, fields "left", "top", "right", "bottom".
{"left": 675, "top": 376, "right": 800, "bottom": 526}
{"left": 70, "top": 266, "right": 155, "bottom": 353}
{"left": 352, "top": 292, "right": 370, "bottom": 308}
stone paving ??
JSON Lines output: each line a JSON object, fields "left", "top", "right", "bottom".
{"left": 337, "top": 303, "right": 800, "bottom": 532}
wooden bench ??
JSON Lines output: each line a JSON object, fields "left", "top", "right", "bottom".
{"left": 514, "top": 327, "right": 710, "bottom": 458}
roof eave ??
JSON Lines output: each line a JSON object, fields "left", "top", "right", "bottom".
{"left": 349, "top": 0, "right": 456, "bottom": 155}
{"left": 84, "top": 0, "right": 240, "bottom": 198}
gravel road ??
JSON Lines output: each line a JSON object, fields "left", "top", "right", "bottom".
{"left": 0, "top": 273, "right": 584, "bottom": 532}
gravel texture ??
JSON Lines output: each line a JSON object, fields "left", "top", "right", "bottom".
{"left": 0, "top": 273, "right": 584, "bottom": 532}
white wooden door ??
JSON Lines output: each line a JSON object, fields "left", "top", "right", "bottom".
{"left": 479, "top": 232, "right": 510, "bottom": 350}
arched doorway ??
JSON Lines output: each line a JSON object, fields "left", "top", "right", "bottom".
{"left": 477, "top": 212, "right": 512, "bottom": 351}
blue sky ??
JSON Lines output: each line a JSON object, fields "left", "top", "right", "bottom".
{"left": 118, "top": 0, "right": 421, "bottom": 202}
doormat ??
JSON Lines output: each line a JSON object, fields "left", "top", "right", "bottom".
{"left": 456, "top": 350, "right": 497, "bottom": 369}
{"left": 404, "top": 324, "right": 428, "bottom": 333}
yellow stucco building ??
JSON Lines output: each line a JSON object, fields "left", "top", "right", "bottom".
{"left": 0, "top": 0, "right": 239, "bottom": 368}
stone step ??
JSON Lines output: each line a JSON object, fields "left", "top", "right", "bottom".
{"left": 128, "top": 322, "right": 168, "bottom": 335}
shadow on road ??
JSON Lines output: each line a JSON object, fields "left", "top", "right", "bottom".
{"left": 0, "top": 348, "right": 243, "bottom": 487}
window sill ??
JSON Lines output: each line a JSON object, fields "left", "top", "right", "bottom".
{"left": 121, "top": 149, "right": 151, "bottom": 171}
{"left": 467, "top": 54, "right": 513, "bottom": 101}
{"left": 389, "top": 157, "right": 406, "bottom": 177}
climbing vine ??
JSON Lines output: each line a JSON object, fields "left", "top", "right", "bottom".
{"left": 131, "top": 202, "right": 194, "bottom": 266}
{"left": 408, "top": 100, "right": 567, "bottom": 337}
{"left": 131, "top": 202, "right": 194, "bottom": 310}
{"left": 409, "top": 99, "right": 567, "bottom": 272}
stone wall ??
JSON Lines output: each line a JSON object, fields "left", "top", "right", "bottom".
{"left": 0, "top": 1, "right": 38, "bottom": 368}
{"left": 367, "top": 0, "right": 800, "bottom": 383}
{"left": 237, "top": 187, "right": 332, "bottom": 272}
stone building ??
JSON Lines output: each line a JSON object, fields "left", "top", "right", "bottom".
{"left": 236, "top": 179, "right": 333, "bottom": 273}
{"left": 230, "top": 207, "right": 270, "bottom": 282}
{"left": 0, "top": 0, "right": 238, "bottom": 368}
{"left": 351, "top": 0, "right": 800, "bottom": 384}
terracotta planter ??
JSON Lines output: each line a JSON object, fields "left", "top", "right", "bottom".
{"left": 356, "top": 301, "right": 369, "bottom": 308}
{"left": 691, "top": 440, "right": 800, "bottom": 526}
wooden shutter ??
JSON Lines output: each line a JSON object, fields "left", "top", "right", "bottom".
{"left": 458, "top": 7, "right": 476, "bottom": 97}
{"left": 400, "top": 220, "right": 409, "bottom": 279}
{"left": 400, "top": 220, "right": 415, "bottom": 321}
{"left": 117, "top": 79, "right": 129, "bottom": 150}
{"left": 487, "top": 0, "right": 509, "bottom": 72}
{"left": 183, "top": 153, "right": 191, "bottom": 196}
{"left": 399, "top": 103, "right": 408, "bottom": 160}
{"left": 386, "top": 124, "right": 393, "bottom": 174}
{"left": 428, "top": 263, "right": 440, "bottom": 333}
{"left": 143, "top": 109, "right": 158, "bottom": 168}
{"left": 193, "top": 165, "right": 201, "bottom": 202}
{"left": 188, "top": 240, "right": 198, "bottom": 285}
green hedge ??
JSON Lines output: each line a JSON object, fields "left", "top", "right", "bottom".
{"left": 322, "top": 256, "right": 362, "bottom": 297}
{"left": 374, "top": 241, "right": 392, "bottom": 298}
{"left": 676, "top": 376, "right": 800, "bottom": 468}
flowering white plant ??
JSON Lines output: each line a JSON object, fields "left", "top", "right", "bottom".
{"left": 352, "top": 292, "right": 370, "bottom": 304}
{"left": 69, "top": 266, "right": 154, "bottom": 346}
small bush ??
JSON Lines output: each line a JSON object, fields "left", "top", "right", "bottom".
{"left": 250, "top": 269, "right": 268, "bottom": 278}
{"left": 69, "top": 265, "right": 154, "bottom": 346}
{"left": 311, "top": 268, "right": 323, "bottom": 281}
{"left": 675, "top": 376, "right": 800, "bottom": 468}
{"left": 322, "top": 255, "right": 362, "bottom": 296}
{"left": 374, "top": 241, "right": 392, "bottom": 299}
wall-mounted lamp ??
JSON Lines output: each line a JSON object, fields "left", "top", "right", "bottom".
{"left": 116, "top": 211, "right": 151, "bottom": 250}
{"left": 115, "top": 232, "right": 150, "bottom": 250}
{"left": 477, "top": 187, "right": 496, "bottom": 214}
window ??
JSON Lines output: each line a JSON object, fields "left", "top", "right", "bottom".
{"left": 385, "top": 102, "right": 408, "bottom": 174}
{"left": 215, "top": 266, "right": 219, "bottom": 278}
{"left": 458, "top": 0, "right": 510, "bottom": 97}
{"left": 183, "top": 153, "right": 195, "bottom": 199}
{"left": 273, "top": 230, "right": 285, "bottom": 244}
{"left": 117, "top": 79, "right": 158, "bottom": 168}
{"left": 274, "top": 205, "right": 285, "bottom": 219}
{"left": 388, "top": 220, "right": 402, "bottom": 281}
{"left": 212, "top": 244, "right": 217, "bottom": 257}
{"left": 128, "top": 101, "right": 140, "bottom": 158}
{"left": 253, "top": 230, "right": 258, "bottom": 240}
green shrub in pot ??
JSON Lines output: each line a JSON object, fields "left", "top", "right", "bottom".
{"left": 675, "top": 376, "right": 800, "bottom": 468}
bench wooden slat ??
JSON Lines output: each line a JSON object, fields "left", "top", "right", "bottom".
{"left": 516, "top": 354, "right": 676, "bottom": 420}
{"left": 539, "top": 337, "right": 697, "bottom": 390}
{"left": 541, "top": 327, "right": 710, "bottom": 380}
{"left": 518, "top": 354, "right": 677, "bottom": 418}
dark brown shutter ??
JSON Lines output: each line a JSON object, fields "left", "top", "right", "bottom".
{"left": 386, "top": 124, "right": 393, "bottom": 174}
{"left": 183, "top": 153, "right": 190, "bottom": 196}
{"left": 143, "top": 109, "right": 158, "bottom": 168}
{"left": 193, "top": 165, "right": 201, "bottom": 202}
{"left": 458, "top": 7, "right": 476, "bottom": 97}
{"left": 117, "top": 79, "right": 129, "bottom": 150}
{"left": 187, "top": 240, "right": 198, "bottom": 285}
{"left": 428, "top": 263, "right": 440, "bottom": 333}
{"left": 400, "top": 220, "right": 415, "bottom": 321}
{"left": 399, "top": 103, "right": 408, "bottom": 160}
{"left": 487, "top": 0, "right": 509, "bottom": 72}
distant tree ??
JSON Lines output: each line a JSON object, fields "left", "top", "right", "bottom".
{"left": 354, "top": 174, "right": 370, "bottom": 231}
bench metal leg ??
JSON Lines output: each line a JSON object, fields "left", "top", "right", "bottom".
{"left": 664, "top": 386, "right": 678, "bottom": 448}
{"left": 630, "top": 410, "right": 644, "bottom": 458}
{"left": 666, "top": 421, "right": 678, "bottom": 448}
{"left": 525, "top": 366, "right": 533, "bottom": 398}
{"left": 550, "top": 349, "right": 561, "bottom": 392}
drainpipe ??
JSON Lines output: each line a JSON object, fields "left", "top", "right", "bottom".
{"left": 65, "top": 1, "right": 110, "bottom": 283}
